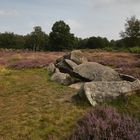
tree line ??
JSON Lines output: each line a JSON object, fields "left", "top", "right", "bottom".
{"left": 0, "top": 16, "right": 140, "bottom": 51}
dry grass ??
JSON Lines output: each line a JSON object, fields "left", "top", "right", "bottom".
{"left": 84, "top": 50, "right": 140, "bottom": 79}
{"left": 0, "top": 68, "right": 90, "bottom": 140}
{"left": 0, "top": 51, "right": 65, "bottom": 68}
{"left": 0, "top": 50, "right": 139, "bottom": 78}
{"left": 0, "top": 50, "right": 140, "bottom": 140}
{"left": 0, "top": 50, "right": 139, "bottom": 75}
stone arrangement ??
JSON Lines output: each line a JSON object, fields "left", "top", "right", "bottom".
{"left": 48, "top": 50, "right": 140, "bottom": 106}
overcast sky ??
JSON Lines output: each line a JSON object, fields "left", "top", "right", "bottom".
{"left": 0, "top": 0, "right": 140, "bottom": 40}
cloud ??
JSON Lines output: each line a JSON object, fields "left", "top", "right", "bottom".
{"left": 0, "top": 10, "right": 19, "bottom": 17}
{"left": 65, "top": 19, "right": 82, "bottom": 30}
{"left": 93, "top": 0, "right": 140, "bottom": 7}
{"left": 0, "top": 0, "right": 139, "bottom": 39}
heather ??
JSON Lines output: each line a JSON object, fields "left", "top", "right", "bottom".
{"left": 0, "top": 50, "right": 139, "bottom": 79}
{"left": 85, "top": 51, "right": 140, "bottom": 79}
{"left": 69, "top": 106, "right": 140, "bottom": 140}
{"left": 0, "top": 50, "right": 64, "bottom": 69}
{"left": 7, "top": 59, "right": 50, "bottom": 69}
{"left": 0, "top": 50, "right": 140, "bottom": 140}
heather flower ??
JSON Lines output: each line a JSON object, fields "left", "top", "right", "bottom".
{"left": 69, "top": 106, "right": 140, "bottom": 140}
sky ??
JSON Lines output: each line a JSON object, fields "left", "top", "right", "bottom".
{"left": 0, "top": 0, "right": 140, "bottom": 40}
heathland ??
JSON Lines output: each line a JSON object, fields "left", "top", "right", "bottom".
{"left": 0, "top": 50, "right": 139, "bottom": 140}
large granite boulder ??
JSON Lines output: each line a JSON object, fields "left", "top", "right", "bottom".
{"left": 51, "top": 71, "right": 74, "bottom": 86}
{"left": 56, "top": 59, "right": 77, "bottom": 72}
{"left": 48, "top": 50, "right": 140, "bottom": 106}
{"left": 73, "top": 62, "right": 121, "bottom": 81}
{"left": 78, "top": 79, "right": 140, "bottom": 106}
{"left": 64, "top": 59, "right": 77, "bottom": 70}
{"left": 56, "top": 59, "right": 72, "bottom": 73}
{"left": 70, "top": 50, "right": 88, "bottom": 64}
{"left": 55, "top": 53, "right": 70, "bottom": 64}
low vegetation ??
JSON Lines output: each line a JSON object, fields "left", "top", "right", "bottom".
{"left": 69, "top": 106, "right": 140, "bottom": 140}
{"left": 0, "top": 68, "right": 90, "bottom": 140}
{"left": 0, "top": 50, "right": 140, "bottom": 140}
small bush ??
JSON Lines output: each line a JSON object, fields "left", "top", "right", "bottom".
{"left": 69, "top": 106, "right": 140, "bottom": 140}
{"left": 103, "top": 47, "right": 115, "bottom": 52}
{"left": 129, "top": 47, "right": 140, "bottom": 53}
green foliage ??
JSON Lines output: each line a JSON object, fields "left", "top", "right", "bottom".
{"left": 120, "top": 16, "right": 140, "bottom": 47}
{"left": 49, "top": 20, "right": 75, "bottom": 51}
{"left": 129, "top": 46, "right": 140, "bottom": 53}
{"left": 120, "top": 16, "right": 140, "bottom": 38}
{"left": 0, "top": 32, "right": 15, "bottom": 48}
{"left": 0, "top": 16, "right": 140, "bottom": 51}
{"left": 74, "top": 37, "right": 110, "bottom": 50}
{"left": 25, "top": 26, "right": 49, "bottom": 51}
{"left": 108, "top": 94, "right": 140, "bottom": 120}
{"left": 85, "top": 36, "right": 110, "bottom": 49}
{"left": 0, "top": 32, "right": 25, "bottom": 49}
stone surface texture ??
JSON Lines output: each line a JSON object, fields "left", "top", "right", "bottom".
{"left": 48, "top": 50, "right": 140, "bottom": 106}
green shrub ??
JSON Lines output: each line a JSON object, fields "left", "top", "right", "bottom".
{"left": 129, "top": 46, "right": 140, "bottom": 53}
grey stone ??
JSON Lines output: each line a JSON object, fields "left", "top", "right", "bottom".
{"left": 56, "top": 59, "right": 73, "bottom": 74}
{"left": 69, "top": 82, "right": 84, "bottom": 90}
{"left": 51, "top": 72, "right": 74, "bottom": 85}
{"left": 64, "top": 59, "right": 77, "bottom": 69}
{"left": 55, "top": 68, "right": 60, "bottom": 73}
{"left": 47, "top": 63, "right": 56, "bottom": 75}
{"left": 78, "top": 79, "right": 140, "bottom": 106}
{"left": 73, "top": 62, "right": 121, "bottom": 81}
{"left": 70, "top": 50, "right": 88, "bottom": 64}
{"left": 119, "top": 73, "right": 137, "bottom": 82}
{"left": 55, "top": 53, "right": 70, "bottom": 64}
{"left": 55, "top": 57, "right": 63, "bottom": 64}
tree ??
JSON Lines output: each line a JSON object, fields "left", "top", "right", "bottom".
{"left": 120, "top": 16, "right": 140, "bottom": 47}
{"left": 0, "top": 32, "right": 16, "bottom": 48}
{"left": 49, "top": 20, "right": 75, "bottom": 51}
{"left": 0, "top": 32, "right": 26, "bottom": 49}
{"left": 85, "top": 36, "right": 110, "bottom": 49}
{"left": 25, "top": 26, "right": 49, "bottom": 51}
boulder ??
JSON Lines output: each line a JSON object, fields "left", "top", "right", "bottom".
{"left": 55, "top": 53, "right": 70, "bottom": 64}
{"left": 119, "top": 73, "right": 137, "bottom": 82}
{"left": 73, "top": 62, "right": 121, "bottom": 81}
{"left": 70, "top": 50, "right": 88, "bottom": 64}
{"left": 55, "top": 59, "right": 73, "bottom": 74}
{"left": 47, "top": 63, "right": 56, "bottom": 75}
{"left": 55, "top": 68, "right": 60, "bottom": 73}
{"left": 55, "top": 57, "right": 64, "bottom": 64}
{"left": 69, "top": 82, "right": 84, "bottom": 90}
{"left": 51, "top": 72, "right": 74, "bottom": 85}
{"left": 48, "top": 50, "right": 140, "bottom": 107}
{"left": 78, "top": 79, "right": 140, "bottom": 106}
{"left": 64, "top": 59, "right": 77, "bottom": 69}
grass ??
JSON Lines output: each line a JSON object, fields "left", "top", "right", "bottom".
{"left": 0, "top": 68, "right": 90, "bottom": 140}
{"left": 108, "top": 94, "right": 140, "bottom": 121}
{"left": 0, "top": 50, "right": 140, "bottom": 140}
{"left": 0, "top": 68, "right": 140, "bottom": 140}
